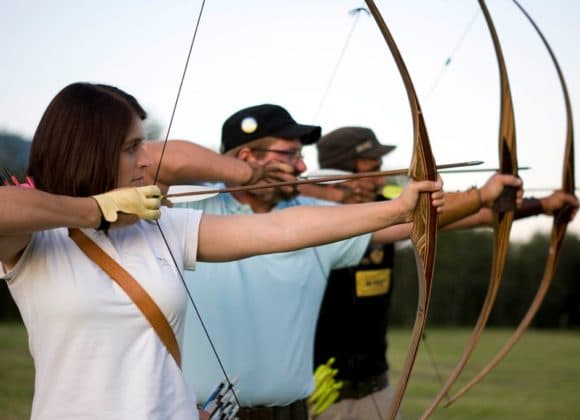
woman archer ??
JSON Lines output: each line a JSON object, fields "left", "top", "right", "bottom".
{"left": 0, "top": 82, "right": 443, "bottom": 420}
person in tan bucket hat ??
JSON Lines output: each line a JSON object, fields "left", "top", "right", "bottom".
{"left": 300, "top": 126, "right": 575, "bottom": 420}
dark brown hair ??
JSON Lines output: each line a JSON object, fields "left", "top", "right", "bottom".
{"left": 27, "top": 83, "right": 147, "bottom": 196}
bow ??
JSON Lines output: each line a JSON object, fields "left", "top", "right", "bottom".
{"left": 443, "top": 0, "right": 576, "bottom": 405}
{"left": 421, "top": 0, "right": 518, "bottom": 417}
{"left": 150, "top": 0, "right": 241, "bottom": 409}
{"left": 363, "top": 2, "right": 439, "bottom": 418}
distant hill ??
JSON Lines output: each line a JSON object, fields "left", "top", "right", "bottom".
{"left": 0, "top": 131, "right": 31, "bottom": 178}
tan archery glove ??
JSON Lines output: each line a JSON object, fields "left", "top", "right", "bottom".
{"left": 91, "top": 185, "right": 162, "bottom": 223}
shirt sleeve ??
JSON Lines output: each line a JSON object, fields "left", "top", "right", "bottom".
{"left": 163, "top": 207, "right": 203, "bottom": 271}
{"left": 280, "top": 196, "right": 372, "bottom": 270}
{"left": 321, "top": 232, "right": 372, "bottom": 270}
{"left": 182, "top": 209, "right": 203, "bottom": 271}
{"left": 0, "top": 234, "right": 36, "bottom": 283}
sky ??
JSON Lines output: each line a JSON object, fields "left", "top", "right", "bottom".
{"left": 1, "top": 0, "right": 579, "bottom": 241}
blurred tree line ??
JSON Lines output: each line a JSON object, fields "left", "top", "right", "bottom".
{"left": 0, "top": 131, "right": 31, "bottom": 178}
{"left": 391, "top": 229, "right": 580, "bottom": 328}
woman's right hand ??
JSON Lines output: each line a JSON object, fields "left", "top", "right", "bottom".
{"left": 246, "top": 160, "right": 299, "bottom": 201}
{"left": 91, "top": 185, "right": 162, "bottom": 225}
{"left": 397, "top": 177, "right": 444, "bottom": 223}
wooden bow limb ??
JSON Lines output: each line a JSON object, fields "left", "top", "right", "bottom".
{"left": 165, "top": 161, "right": 481, "bottom": 199}
{"left": 443, "top": 0, "right": 576, "bottom": 405}
{"left": 421, "top": 1, "right": 518, "bottom": 417}
{"left": 363, "top": 1, "right": 439, "bottom": 419}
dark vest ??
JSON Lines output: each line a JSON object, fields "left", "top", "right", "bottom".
{"left": 314, "top": 197, "right": 395, "bottom": 381}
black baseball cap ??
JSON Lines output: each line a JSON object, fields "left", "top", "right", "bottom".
{"left": 221, "top": 104, "right": 321, "bottom": 153}
{"left": 317, "top": 126, "right": 396, "bottom": 171}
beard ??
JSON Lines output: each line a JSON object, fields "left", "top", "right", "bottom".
{"left": 248, "top": 184, "right": 299, "bottom": 206}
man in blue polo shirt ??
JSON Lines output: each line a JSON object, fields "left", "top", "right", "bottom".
{"left": 179, "top": 104, "right": 371, "bottom": 420}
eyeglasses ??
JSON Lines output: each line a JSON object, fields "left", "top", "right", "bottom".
{"left": 251, "top": 148, "right": 304, "bottom": 162}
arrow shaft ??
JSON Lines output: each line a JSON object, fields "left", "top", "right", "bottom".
{"left": 166, "top": 161, "right": 481, "bottom": 199}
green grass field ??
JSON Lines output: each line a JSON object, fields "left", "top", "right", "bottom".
{"left": 1, "top": 323, "right": 579, "bottom": 419}
{"left": 391, "top": 328, "right": 580, "bottom": 419}
{"left": 0, "top": 323, "right": 33, "bottom": 420}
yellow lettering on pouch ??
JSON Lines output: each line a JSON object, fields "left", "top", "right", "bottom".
{"left": 355, "top": 269, "right": 391, "bottom": 297}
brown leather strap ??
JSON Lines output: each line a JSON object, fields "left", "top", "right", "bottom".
{"left": 514, "top": 197, "right": 544, "bottom": 220}
{"left": 338, "top": 373, "right": 388, "bottom": 400}
{"left": 68, "top": 228, "right": 181, "bottom": 368}
{"left": 437, "top": 187, "right": 482, "bottom": 227}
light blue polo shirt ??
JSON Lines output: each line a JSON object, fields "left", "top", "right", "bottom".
{"left": 178, "top": 188, "right": 371, "bottom": 407}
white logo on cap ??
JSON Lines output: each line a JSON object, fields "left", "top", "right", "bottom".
{"left": 355, "top": 140, "right": 373, "bottom": 153}
{"left": 241, "top": 117, "right": 258, "bottom": 134}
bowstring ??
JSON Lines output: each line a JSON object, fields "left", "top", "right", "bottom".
{"left": 311, "top": 7, "right": 370, "bottom": 123}
{"left": 151, "top": 0, "right": 241, "bottom": 407}
{"left": 424, "top": 8, "right": 480, "bottom": 99}
{"left": 153, "top": 0, "right": 206, "bottom": 183}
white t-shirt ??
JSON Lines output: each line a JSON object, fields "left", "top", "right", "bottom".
{"left": 1, "top": 207, "right": 202, "bottom": 420}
